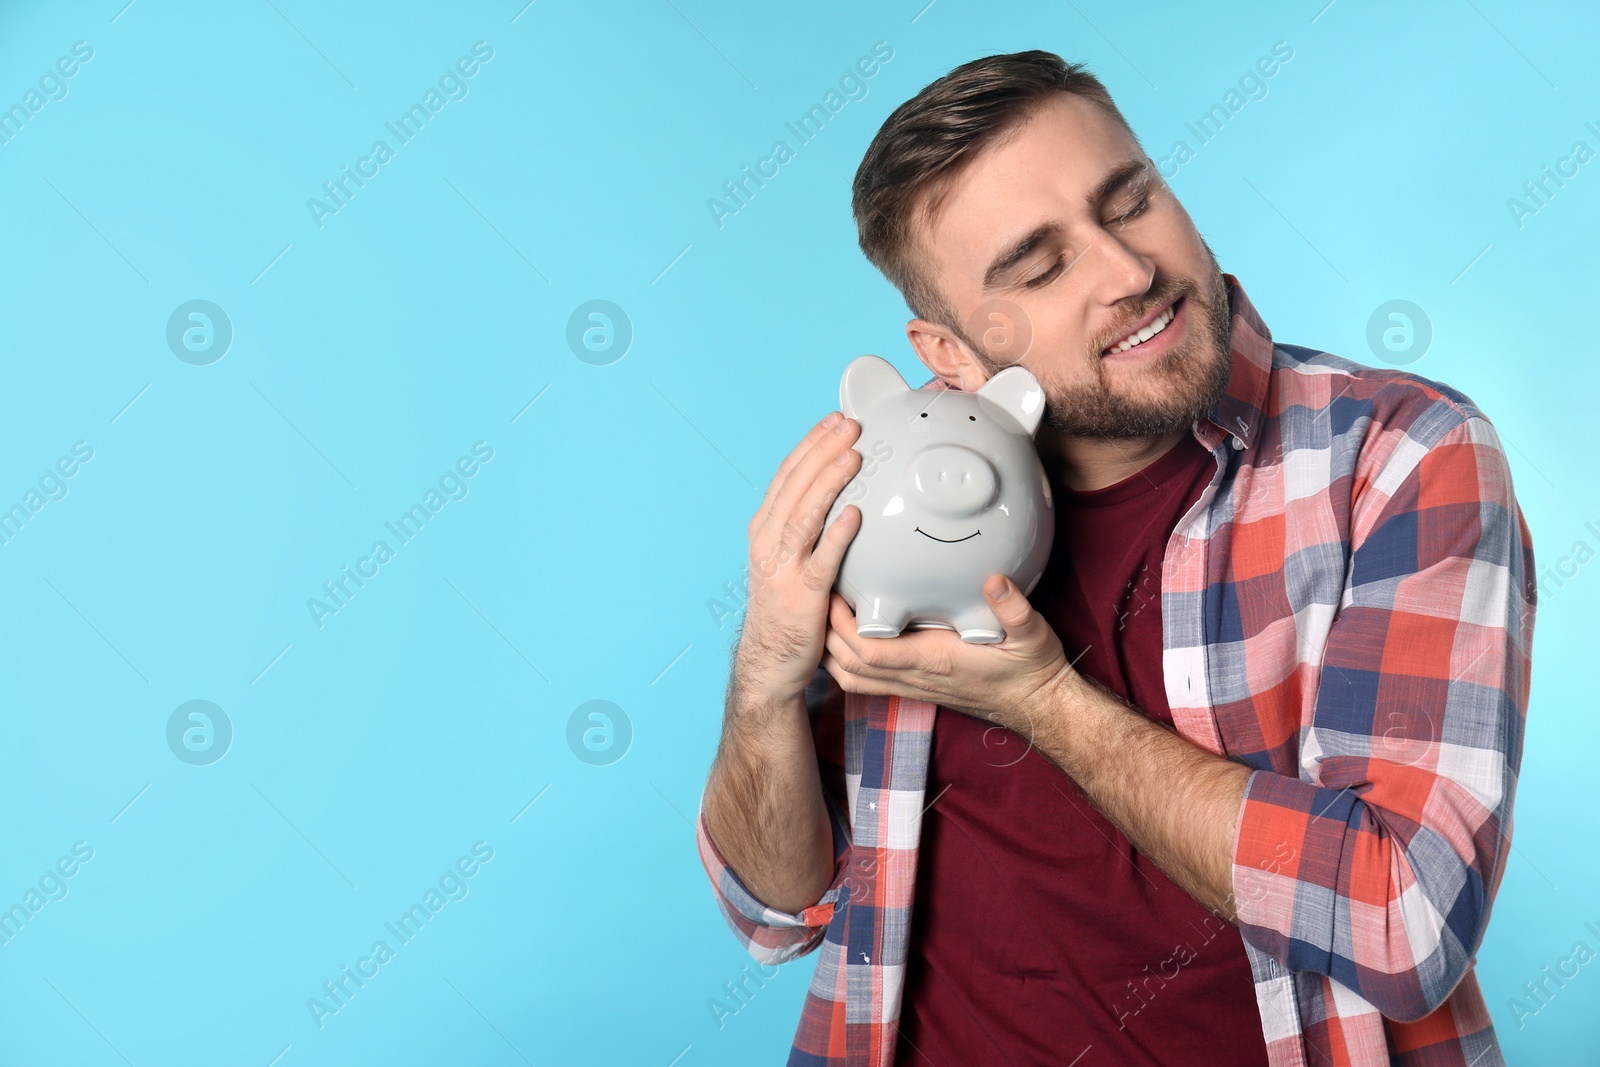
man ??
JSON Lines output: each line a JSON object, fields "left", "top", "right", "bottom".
{"left": 696, "top": 50, "right": 1535, "bottom": 1067}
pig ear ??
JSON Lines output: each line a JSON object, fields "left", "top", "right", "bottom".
{"left": 839, "top": 355, "right": 910, "bottom": 418}
{"left": 976, "top": 365, "right": 1046, "bottom": 436}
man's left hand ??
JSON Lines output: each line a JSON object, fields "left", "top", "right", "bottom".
{"left": 821, "top": 575, "right": 1073, "bottom": 733}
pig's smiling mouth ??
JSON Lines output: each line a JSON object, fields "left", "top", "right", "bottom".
{"left": 914, "top": 526, "right": 981, "bottom": 544}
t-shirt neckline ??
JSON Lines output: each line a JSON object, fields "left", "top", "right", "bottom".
{"left": 1051, "top": 432, "right": 1211, "bottom": 509}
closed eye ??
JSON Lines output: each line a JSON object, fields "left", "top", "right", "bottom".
{"left": 1107, "top": 196, "right": 1150, "bottom": 226}
{"left": 1025, "top": 252, "right": 1069, "bottom": 289}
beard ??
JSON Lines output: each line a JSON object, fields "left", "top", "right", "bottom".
{"left": 965, "top": 246, "right": 1234, "bottom": 441}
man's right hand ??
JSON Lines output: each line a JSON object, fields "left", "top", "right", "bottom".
{"left": 734, "top": 410, "right": 863, "bottom": 706}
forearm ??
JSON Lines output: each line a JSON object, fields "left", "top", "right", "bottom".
{"left": 1026, "top": 670, "right": 1252, "bottom": 922}
{"left": 701, "top": 678, "right": 836, "bottom": 915}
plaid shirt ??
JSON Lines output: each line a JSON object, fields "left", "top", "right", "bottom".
{"left": 696, "top": 276, "right": 1536, "bottom": 1067}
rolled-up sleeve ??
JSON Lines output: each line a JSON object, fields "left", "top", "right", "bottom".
{"left": 696, "top": 669, "right": 854, "bottom": 965}
{"left": 1231, "top": 411, "right": 1536, "bottom": 1023}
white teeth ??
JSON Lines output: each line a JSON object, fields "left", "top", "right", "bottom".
{"left": 1108, "top": 303, "right": 1175, "bottom": 353}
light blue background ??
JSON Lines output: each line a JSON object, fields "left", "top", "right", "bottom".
{"left": 0, "top": 0, "right": 1594, "bottom": 1064}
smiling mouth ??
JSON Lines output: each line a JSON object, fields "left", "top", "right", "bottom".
{"left": 915, "top": 527, "right": 981, "bottom": 543}
{"left": 1102, "top": 295, "right": 1182, "bottom": 356}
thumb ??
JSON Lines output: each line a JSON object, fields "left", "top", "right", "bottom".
{"left": 984, "top": 575, "right": 1041, "bottom": 637}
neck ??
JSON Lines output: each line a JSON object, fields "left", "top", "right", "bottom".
{"left": 1035, "top": 422, "right": 1188, "bottom": 492}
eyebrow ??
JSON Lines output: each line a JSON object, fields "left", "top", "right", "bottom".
{"left": 980, "top": 159, "right": 1151, "bottom": 291}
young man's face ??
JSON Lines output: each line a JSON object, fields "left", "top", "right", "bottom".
{"left": 910, "top": 93, "right": 1233, "bottom": 440}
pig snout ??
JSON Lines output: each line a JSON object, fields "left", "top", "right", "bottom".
{"left": 908, "top": 445, "right": 999, "bottom": 518}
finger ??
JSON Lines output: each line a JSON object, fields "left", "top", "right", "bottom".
{"left": 751, "top": 412, "right": 840, "bottom": 534}
{"left": 820, "top": 651, "right": 850, "bottom": 690}
{"left": 752, "top": 435, "right": 864, "bottom": 588}
{"left": 984, "top": 575, "right": 1048, "bottom": 645}
{"left": 823, "top": 652, "right": 910, "bottom": 701}
{"left": 828, "top": 592, "right": 950, "bottom": 678}
{"left": 823, "top": 624, "right": 853, "bottom": 675}
{"left": 828, "top": 592, "right": 860, "bottom": 644}
{"left": 824, "top": 594, "right": 875, "bottom": 666}
{"left": 831, "top": 619, "right": 885, "bottom": 675}
{"left": 773, "top": 442, "right": 862, "bottom": 577}
{"left": 889, "top": 628, "right": 954, "bottom": 676}
{"left": 802, "top": 504, "right": 860, "bottom": 592}
{"left": 750, "top": 414, "right": 857, "bottom": 542}
{"left": 821, "top": 652, "right": 872, "bottom": 696}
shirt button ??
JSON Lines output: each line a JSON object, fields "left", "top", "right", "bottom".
{"left": 1231, "top": 436, "right": 1245, "bottom": 450}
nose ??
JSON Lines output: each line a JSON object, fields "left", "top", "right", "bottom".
{"left": 1091, "top": 231, "right": 1155, "bottom": 308}
{"left": 908, "top": 445, "right": 998, "bottom": 518}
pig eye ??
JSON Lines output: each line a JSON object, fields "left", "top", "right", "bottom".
{"left": 919, "top": 412, "right": 927, "bottom": 418}
{"left": 968, "top": 415, "right": 976, "bottom": 421}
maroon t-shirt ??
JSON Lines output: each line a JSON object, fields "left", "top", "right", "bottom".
{"left": 894, "top": 433, "right": 1270, "bottom": 1067}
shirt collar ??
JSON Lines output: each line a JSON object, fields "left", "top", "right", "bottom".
{"left": 1198, "top": 273, "right": 1274, "bottom": 453}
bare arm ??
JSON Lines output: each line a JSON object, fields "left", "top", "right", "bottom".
{"left": 701, "top": 678, "right": 834, "bottom": 914}
{"left": 700, "top": 409, "right": 864, "bottom": 916}
{"left": 1025, "top": 671, "right": 1250, "bottom": 922}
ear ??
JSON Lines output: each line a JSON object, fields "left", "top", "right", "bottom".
{"left": 839, "top": 355, "right": 910, "bottom": 418}
{"left": 975, "top": 365, "right": 1046, "bottom": 436}
{"left": 906, "top": 318, "right": 988, "bottom": 393}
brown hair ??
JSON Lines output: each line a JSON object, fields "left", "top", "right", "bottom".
{"left": 851, "top": 50, "right": 1140, "bottom": 331}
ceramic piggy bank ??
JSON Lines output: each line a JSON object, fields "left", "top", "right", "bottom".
{"left": 823, "top": 355, "right": 1054, "bottom": 643}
